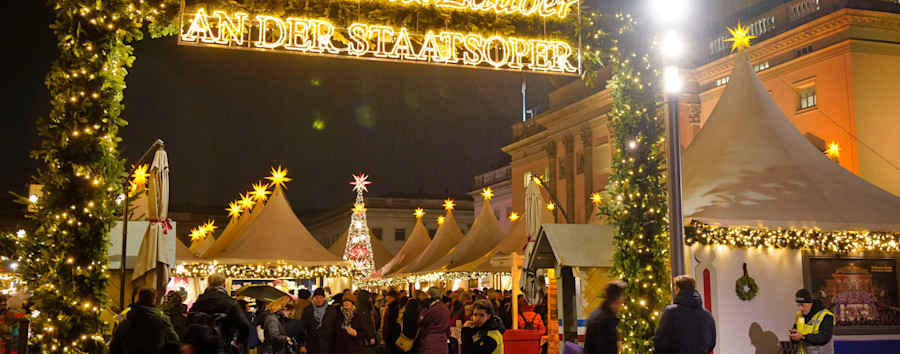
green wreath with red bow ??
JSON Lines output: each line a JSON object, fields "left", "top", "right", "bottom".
{"left": 735, "top": 263, "right": 759, "bottom": 301}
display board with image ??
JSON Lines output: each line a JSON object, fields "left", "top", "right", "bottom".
{"left": 806, "top": 256, "right": 900, "bottom": 333}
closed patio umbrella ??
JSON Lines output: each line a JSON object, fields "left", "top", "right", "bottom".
{"left": 132, "top": 147, "right": 171, "bottom": 299}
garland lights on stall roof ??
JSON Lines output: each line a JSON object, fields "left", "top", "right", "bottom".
{"left": 686, "top": 221, "right": 900, "bottom": 253}
{"left": 173, "top": 263, "right": 359, "bottom": 279}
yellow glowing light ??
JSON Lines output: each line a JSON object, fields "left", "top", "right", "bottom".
{"left": 414, "top": 208, "right": 426, "bottom": 219}
{"left": 266, "top": 165, "right": 292, "bottom": 189}
{"left": 384, "top": 0, "right": 577, "bottom": 18}
{"left": 181, "top": 10, "right": 577, "bottom": 74}
{"left": 481, "top": 187, "right": 494, "bottom": 201}
{"left": 239, "top": 193, "right": 256, "bottom": 210}
{"left": 437, "top": 216, "right": 446, "bottom": 225}
{"left": 591, "top": 193, "right": 603, "bottom": 205}
{"left": 724, "top": 21, "right": 756, "bottom": 52}
{"left": 443, "top": 198, "right": 456, "bottom": 211}
{"left": 189, "top": 228, "right": 205, "bottom": 242}
{"left": 825, "top": 141, "right": 841, "bottom": 159}
{"left": 226, "top": 202, "right": 242, "bottom": 218}
{"left": 201, "top": 220, "right": 218, "bottom": 235}
{"left": 251, "top": 181, "right": 271, "bottom": 202}
{"left": 130, "top": 164, "right": 150, "bottom": 189}
{"left": 508, "top": 212, "right": 520, "bottom": 222}
{"left": 352, "top": 203, "right": 367, "bottom": 215}
{"left": 546, "top": 202, "right": 556, "bottom": 211}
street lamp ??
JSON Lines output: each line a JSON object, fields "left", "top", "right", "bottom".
{"left": 653, "top": 0, "right": 687, "bottom": 277}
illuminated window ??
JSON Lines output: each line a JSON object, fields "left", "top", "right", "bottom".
{"left": 753, "top": 61, "right": 769, "bottom": 72}
{"left": 394, "top": 228, "right": 405, "bottom": 241}
{"left": 372, "top": 228, "right": 383, "bottom": 240}
{"left": 715, "top": 76, "right": 730, "bottom": 86}
{"left": 796, "top": 82, "right": 817, "bottom": 110}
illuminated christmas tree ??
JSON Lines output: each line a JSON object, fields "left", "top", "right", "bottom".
{"left": 344, "top": 173, "right": 376, "bottom": 277}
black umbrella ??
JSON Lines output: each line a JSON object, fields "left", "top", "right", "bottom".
{"left": 235, "top": 284, "right": 290, "bottom": 302}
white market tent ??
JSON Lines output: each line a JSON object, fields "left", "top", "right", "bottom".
{"left": 374, "top": 216, "right": 432, "bottom": 277}
{"left": 416, "top": 199, "right": 506, "bottom": 273}
{"left": 682, "top": 51, "right": 900, "bottom": 232}
{"left": 449, "top": 215, "right": 528, "bottom": 273}
{"left": 327, "top": 229, "right": 395, "bottom": 269}
{"left": 210, "top": 186, "right": 345, "bottom": 266}
{"left": 175, "top": 239, "right": 204, "bottom": 263}
{"left": 393, "top": 209, "right": 465, "bottom": 275}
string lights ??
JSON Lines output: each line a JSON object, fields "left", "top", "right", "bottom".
{"left": 686, "top": 221, "right": 900, "bottom": 253}
{"left": 174, "top": 263, "right": 358, "bottom": 279}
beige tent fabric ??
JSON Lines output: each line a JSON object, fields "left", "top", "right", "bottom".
{"left": 132, "top": 149, "right": 171, "bottom": 292}
{"left": 417, "top": 199, "right": 506, "bottom": 273}
{"left": 175, "top": 239, "right": 205, "bottom": 263}
{"left": 327, "top": 229, "right": 395, "bottom": 269}
{"left": 682, "top": 51, "right": 900, "bottom": 232}
{"left": 374, "top": 217, "right": 432, "bottom": 277}
{"left": 213, "top": 186, "right": 345, "bottom": 266}
{"left": 449, "top": 216, "right": 528, "bottom": 273}
{"left": 393, "top": 210, "right": 465, "bottom": 275}
{"left": 200, "top": 196, "right": 265, "bottom": 259}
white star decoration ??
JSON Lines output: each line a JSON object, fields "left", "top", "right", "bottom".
{"left": 350, "top": 173, "right": 372, "bottom": 193}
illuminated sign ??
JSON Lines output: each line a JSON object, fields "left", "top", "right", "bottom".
{"left": 178, "top": 4, "right": 580, "bottom": 74}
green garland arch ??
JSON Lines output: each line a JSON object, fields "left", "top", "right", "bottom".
{"left": 19, "top": 0, "right": 663, "bottom": 351}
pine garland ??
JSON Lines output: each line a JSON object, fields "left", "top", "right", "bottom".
{"left": 585, "top": 12, "right": 672, "bottom": 353}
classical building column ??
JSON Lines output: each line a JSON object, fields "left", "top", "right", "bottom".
{"left": 689, "top": 103, "right": 702, "bottom": 139}
{"left": 581, "top": 128, "right": 594, "bottom": 221}
{"left": 562, "top": 135, "right": 575, "bottom": 222}
{"left": 544, "top": 141, "right": 558, "bottom": 194}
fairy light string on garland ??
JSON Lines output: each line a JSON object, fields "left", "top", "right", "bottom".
{"left": 685, "top": 221, "right": 900, "bottom": 253}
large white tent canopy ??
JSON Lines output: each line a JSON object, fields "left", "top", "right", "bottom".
{"left": 394, "top": 209, "right": 464, "bottom": 275}
{"left": 682, "top": 51, "right": 900, "bottom": 232}
{"left": 449, "top": 215, "right": 528, "bottom": 273}
{"left": 375, "top": 217, "right": 432, "bottom": 277}
{"left": 417, "top": 199, "right": 506, "bottom": 273}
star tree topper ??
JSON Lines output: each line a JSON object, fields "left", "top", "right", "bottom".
{"left": 725, "top": 21, "right": 756, "bottom": 52}
{"left": 350, "top": 173, "right": 372, "bottom": 193}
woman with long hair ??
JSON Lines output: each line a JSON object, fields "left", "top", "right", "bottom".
{"left": 259, "top": 296, "right": 295, "bottom": 354}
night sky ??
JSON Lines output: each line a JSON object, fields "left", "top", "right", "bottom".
{"left": 1, "top": 1, "right": 564, "bottom": 211}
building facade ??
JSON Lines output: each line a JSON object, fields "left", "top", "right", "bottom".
{"left": 469, "top": 165, "right": 514, "bottom": 232}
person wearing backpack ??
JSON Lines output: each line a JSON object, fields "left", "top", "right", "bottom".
{"left": 189, "top": 273, "right": 251, "bottom": 353}
{"left": 517, "top": 298, "right": 546, "bottom": 334}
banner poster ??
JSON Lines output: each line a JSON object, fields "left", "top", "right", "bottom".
{"left": 807, "top": 257, "right": 900, "bottom": 330}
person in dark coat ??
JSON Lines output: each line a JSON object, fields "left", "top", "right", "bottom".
{"left": 259, "top": 296, "right": 294, "bottom": 354}
{"left": 789, "top": 289, "right": 834, "bottom": 354}
{"left": 109, "top": 286, "right": 179, "bottom": 354}
{"left": 653, "top": 275, "right": 716, "bottom": 354}
{"left": 355, "top": 290, "right": 378, "bottom": 353}
{"left": 417, "top": 287, "right": 450, "bottom": 354}
{"left": 189, "top": 273, "right": 251, "bottom": 353}
{"left": 332, "top": 296, "right": 368, "bottom": 354}
{"left": 584, "top": 280, "right": 627, "bottom": 354}
{"left": 462, "top": 299, "right": 505, "bottom": 354}
{"left": 400, "top": 295, "right": 421, "bottom": 353}
{"left": 301, "top": 288, "right": 339, "bottom": 354}
{"left": 160, "top": 290, "right": 187, "bottom": 336}
{"left": 381, "top": 290, "right": 402, "bottom": 354}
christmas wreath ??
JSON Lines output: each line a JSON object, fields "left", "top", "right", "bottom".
{"left": 735, "top": 263, "right": 759, "bottom": 301}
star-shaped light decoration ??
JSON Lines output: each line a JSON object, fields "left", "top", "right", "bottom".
{"left": 414, "top": 208, "right": 425, "bottom": 219}
{"left": 825, "top": 141, "right": 841, "bottom": 159}
{"left": 352, "top": 203, "right": 366, "bottom": 216}
{"left": 226, "top": 201, "right": 243, "bottom": 218}
{"left": 437, "top": 216, "right": 446, "bottom": 225}
{"left": 350, "top": 173, "right": 372, "bottom": 193}
{"left": 591, "top": 193, "right": 603, "bottom": 205}
{"left": 443, "top": 198, "right": 455, "bottom": 211}
{"left": 189, "top": 227, "right": 206, "bottom": 242}
{"left": 546, "top": 202, "right": 556, "bottom": 211}
{"left": 251, "top": 181, "right": 271, "bottom": 202}
{"left": 129, "top": 164, "right": 151, "bottom": 195}
{"left": 481, "top": 187, "right": 494, "bottom": 201}
{"left": 201, "top": 220, "right": 218, "bottom": 235}
{"left": 239, "top": 193, "right": 256, "bottom": 210}
{"left": 266, "top": 165, "right": 292, "bottom": 189}
{"left": 508, "top": 212, "right": 520, "bottom": 222}
{"left": 724, "top": 21, "right": 756, "bottom": 52}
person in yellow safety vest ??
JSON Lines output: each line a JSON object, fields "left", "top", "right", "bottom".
{"left": 462, "top": 299, "right": 505, "bottom": 354}
{"left": 789, "top": 289, "right": 834, "bottom": 354}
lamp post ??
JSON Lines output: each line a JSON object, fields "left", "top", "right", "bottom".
{"left": 119, "top": 139, "right": 165, "bottom": 310}
{"left": 654, "top": 0, "right": 686, "bottom": 277}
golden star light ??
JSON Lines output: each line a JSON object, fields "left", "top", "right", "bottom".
{"left": 266, "top": 165, "right": 292, "bottom": 189}
{"left": 251, "top": 181, "right": 271, "bottom": 202}
{"left": 825, "top": 141, "right": 841, "bottom": 159}
{"left": 443, "top": 198, "right": 455, "bottom": 211}
{"left": 226, "top": 201, "right": 243, "bottom": 218}
{"left": 414, "top": 208, "right": 425, "bottom": 219}
{"left": 437, "top": 216, "right": 446, "bottom": 225}
{"left": 508, "top": 212, "right": 520, "bottom": 222}
{"left": 350, "top": 173, "right": 372, "bottom": 193}
{"left": 546, "top": 202, "right": 556, "bottom": 211}
{"left": 352, "top": 203, "right": 366, "bottom": 215}
{"left": 201, "top": 220, "right": 218, "bottom": 235}
{"left": 481, "top": 187, "right": 494, "bottom": 201}
{"left": 239, "top": 193, "right": 256, "bottom": 210}
{"left": 591, "top": 193, "right": 603, "bottom": 205}
{"left": 131, "top": 164, "right": 150, "bottom": 187}
{"left": 724, "top": 21, "right": 756, "bottom": 52}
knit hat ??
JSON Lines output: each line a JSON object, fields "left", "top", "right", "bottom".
{"left": 795, "top": 289, "right": 813, "bottom": 303}
{"left": 342, "top": 295, "right": 356, "bottom": 304}
{"left": 313, "top": 288, "right": 326, "bottom": 298}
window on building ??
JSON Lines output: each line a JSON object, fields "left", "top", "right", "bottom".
{"left": 796, "top": 83, "right": 817, "bottom": 110}
{"left": 394, "top": 228, "right": 406, "bottom": 241}
{"left": 715, "top": 76, "right": 730, "bottom": 87}
{"left": 371, "top": 228, "right": 383, "bottom": 240}
{"left": 795, "top": 45, "right": 813, "bottom": 57}
{"left": 753, "top": 61, "right": 770, "bottom": 72}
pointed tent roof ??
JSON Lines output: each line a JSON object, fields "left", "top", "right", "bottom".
{"left": 417, "top": 199, "right": 506, "bottom": 273}
{"left": 199, "top": 198, "right": 265, "bottom": 259}
{"left": 393, "top": 209, "right": 465, "bottom": 275}
{"left": 449, "top": 215, "right": 528, "bottom": 273}
{"left": 328, "top": 228, "right": 395, "bottom": 269}
{"left": 213, "top": 186, "right": 345, "bottom": 266}
{"left": 682, "top": 51, "right": 900, "bottom": 232}
{"left": 375, "top": 217, "right": 432, "bottom": 277}
{"left": 176, "top": 239, "right": 205, "bottom": 263}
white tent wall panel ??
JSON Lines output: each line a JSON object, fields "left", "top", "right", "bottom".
{"left": 689, "top": 244, "right": 803, "bottom": 354}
